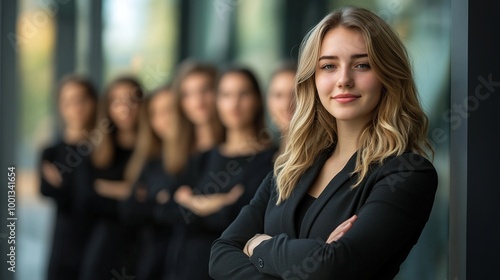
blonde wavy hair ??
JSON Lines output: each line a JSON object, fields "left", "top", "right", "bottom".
{"left": 274, "top": 6, "right": 433, "bottom": 204}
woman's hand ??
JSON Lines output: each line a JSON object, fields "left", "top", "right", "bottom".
{"left": 174, "top": 184, "right": 244, "bottom": 217}
{"left": 42, "top": 161, "right": 62, "bottom": 188}
{"left": 326, "top": 215, "right": 357, "bottom": 243}
{"left": 155, "top": 189, "right": 170, "bottom": 204}
{"left": 243, "top": 234, "right": 272, "bottom": 257}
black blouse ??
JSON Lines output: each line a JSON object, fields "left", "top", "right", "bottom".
{"left": 156, "top": 145, "right": 279, "bottom": 280}
{"left": 39, "top": 141, "right": 94, "bottom": 280}
{"left": 77, "top": 143, "right": 139, "bottom": 280}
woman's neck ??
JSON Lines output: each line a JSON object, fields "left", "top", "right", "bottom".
{"left": 116, "top": 129, "right": 136, "bottom": 149}
{"left": 334, "top": 119, "right": 368, "bottom": 158}
{"left": 221, "top": 126, "right": 259, "bottom": 156}
{"left": 63, "top": 127, "right": 86, "bottom": 144}
{"left": 195, "top": 123, "right": 216, "bottom": 152}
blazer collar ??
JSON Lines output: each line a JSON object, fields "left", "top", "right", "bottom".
{"left": 281, "top": 148, "right": 358, "bottom": 238}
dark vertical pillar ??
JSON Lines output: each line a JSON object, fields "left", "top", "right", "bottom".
{"left": 0, "top": 1, "right": 18, "bottom": 280}
{"left": 282, "top": 0, "right": 327, "bottom": 61}
{"left": 465, "top": 0, "right": 500, "bottom": 278}
{"left": 178, "top": 0, "right": 191, "bottom": 62}
{"left": 55, "top": 0, "right": 76, "bottom": 82}
{"left": 451, "top": 0, "right": 500, "bottom": 279}
{"left": 88, "top": 0, "right": 103, "bottom": 90}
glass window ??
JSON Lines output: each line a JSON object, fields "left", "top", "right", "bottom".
{"left": 17, "top": 1, "right": 57, "bottom": 279}
{"left": 102, "top": 0, "right": 179, "bottom": 91}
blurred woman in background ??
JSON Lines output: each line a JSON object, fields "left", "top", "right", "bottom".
{"left": 120, "top": 85, "right": 179, "bottom": 280}
{"left": 153, "top": 60, "right": 225, "bottom": 279}
{"left": 164, "top": 67, "right": 278, "bottom": 280}
{"left": 39, "top": 75, "right": 98, "bottom": 280}
{"left": 79, "top": 76, "right": 143, "bottom": 280}
{"left": 168, "top": 60, "right": 225, "bottom": 173}
{"left": 266, "top": 62, "right": 297, "bottom": 155}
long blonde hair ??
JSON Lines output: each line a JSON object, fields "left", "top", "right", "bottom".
{"left": 274, "top": 6, "right": 433, "bottom": 204}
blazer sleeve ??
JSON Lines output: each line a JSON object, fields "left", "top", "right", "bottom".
{"left": 119, "top": 164, "right": 155, "bottom": 226}
{"left": 153, "top": 151, "right": 210, "bottom": 226}
{"left": 39, "top": 147, "right": 72, "bottom": 208}
{"left": 75, "top": 158, "right": 120, "bottom": 219}
{"left": 209, "top": 172, "right": 281, "bottom": 280}
{"left": 248, "top": 154, "right": 438, "bottom": 279}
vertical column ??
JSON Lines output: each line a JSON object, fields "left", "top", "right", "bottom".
{"left": 88, "top": 0, "right": 103, "bottom": 90}
{"left": 282, "top": 0, "right": 327, "bottom": 61}
{"left": 451, "top": 0, "right": 500, "bottom": 279}
{"left": 178, "top": 0, "right": 192, "bottom": 62}
{"left": 0, "top": 1, "right": 18, "bottom": 280}
{"left": 465, "top": 0, "right": 500, "bottom": 278}
{"left": 54, "top": 0, "right": 76, "bottom": 82}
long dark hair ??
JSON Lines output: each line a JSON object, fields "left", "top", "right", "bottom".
{"left": 217, "top": 66, "right": 267, "bottom": 142}
{"left": 92, "top": 75, "right": 144, "bottom": 169}
{"left": 56, "top": 74, "right": 99, "bottom": 132}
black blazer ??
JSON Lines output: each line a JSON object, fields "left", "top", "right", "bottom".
{"left": 210, "top": 148, "right": 438, "bottom": 280}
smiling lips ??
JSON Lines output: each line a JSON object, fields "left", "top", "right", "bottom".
{"left": 332, "top": 93, "right": 361, "bottom": 104}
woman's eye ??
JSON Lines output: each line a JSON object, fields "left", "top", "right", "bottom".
{"left": 321, "top": 64, "right": 335, "bottom": 70}
{"left": 355, "top": 63, "right": 371, "bottom": 69}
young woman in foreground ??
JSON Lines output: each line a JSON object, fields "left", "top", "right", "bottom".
{"left": 209, "top": 7, "right": 438, "bottom": 280}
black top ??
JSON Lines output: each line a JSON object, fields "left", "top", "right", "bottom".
{"left": 77, "top": 143, "right": 139, "bottom": 280}
{"left": 209, "top": 149, "right": 438, "bottom": 280}
{"left": 120, "top": 158, "right": 179, "bottom": 280}
{"left": 40, "top": 141, "right": 79, "bottom": 212}
{"left": 78, "top": 144, "right": 134, "bottom": 219}
{"left": 39, "top": 141, "right": 94, "bottom": 280}
{"left": 120, "top": 157, "right": 179, "bottom": 226}
{"left": 157, "top": 145, "right": 279, "bottom": 280}
{"left": 294, "top": 194, "right": 316, "bottom": 235}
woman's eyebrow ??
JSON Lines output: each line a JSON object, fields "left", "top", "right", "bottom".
{"left": 318, "top": 53, "right": 368, "bottom": 61}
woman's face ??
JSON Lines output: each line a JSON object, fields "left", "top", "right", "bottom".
{"left": 149, "top": 90, "right": 176, "bottom": 140}
{"left": 217, "top": 72, "right": 260, "bottom": 131}
{"left": 108, "top": 83, "right": 141, "bottom": 131}
{"left": 59, "top": 82, "right": 95, "bottom": 130}
{"left": 180, "top": 73, "right": 216, "bottom": 126}
{"left": 315, "top": 26, "right": 382, "bottom": 124}
{"left": 267, "top": 71, "right": 295, "bottom": 131}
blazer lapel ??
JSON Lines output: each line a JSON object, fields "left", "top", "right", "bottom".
{"left": 281, "top": 147, "right": 333, "bottom": 238}
{"left": 298, "top": 151, "right": 358, "bottom": 238}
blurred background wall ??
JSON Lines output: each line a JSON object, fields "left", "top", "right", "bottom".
{"left": 2, "top": 0, "right": 453, "bottom": 279}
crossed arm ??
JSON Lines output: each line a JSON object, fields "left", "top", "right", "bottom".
{"left": 209, "top": 156, "right": 437, "bottom": 280}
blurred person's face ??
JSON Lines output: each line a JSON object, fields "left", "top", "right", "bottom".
{"left": 217, "top": 73, "right": 260, "bottom": 131}
{"left": 267, "top": 71, "right": 295, "bottom": 132}
{"left": 180, "top": 73, "right": 216, "bottom": 126}
{"left": 59, "top": 82, "right": 95, "bottom": 130}
{"left": 108, "top": 83, "right": 141, "bottom": 131}
{"left": 315, "top": 27, "right": 382, "bottom": 123}
{"left": 149, "top": 90, "right": 176, "bottom": 140}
